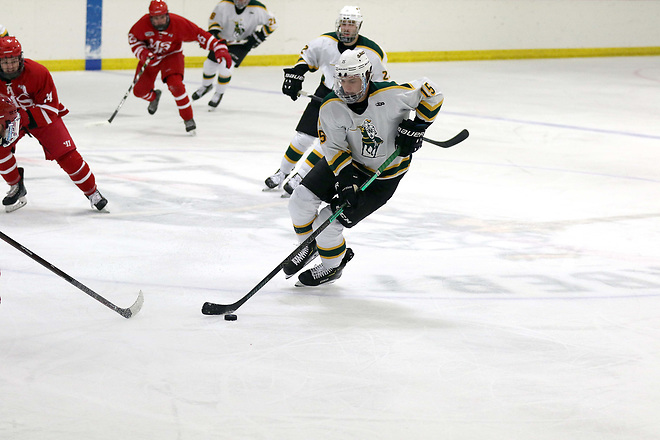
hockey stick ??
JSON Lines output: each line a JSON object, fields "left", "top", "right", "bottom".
{"left": 298, "top": 91, "right": 469, "bottom": 148}
{"left": 298, "top": 90, "right": 322, "bottom": 102}
{"left": 0, "top": 230, "right": 144, "bottom": 319}
{"left": 202, "top": 148, "right": 402, "bottom": 316}
{"left": 107, "top": 57, "right": 153, "bottom": 124}
{"left": 423, "top": 128, "right": 469, "bottom": 148}
{"left": 201, "top": 129, "right": 468, "bottom": 316}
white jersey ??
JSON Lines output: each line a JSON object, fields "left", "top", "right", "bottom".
{"left": 297, "top": 33, "right": 388, "bottom": 89}
{"left": 319, "top": 79, "right": 444, "bottom": 180}
{"left": 208, "top": 0, "right": 277, "bottom": 44}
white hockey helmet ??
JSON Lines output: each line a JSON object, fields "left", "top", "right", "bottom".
{"left": 333, "top": 48, "right": 372, "bottom": 104}
{"left": 234, "top": 0, "right": 250, "bottom": 9}
{"left": 335, "top": 6, "right": 363, "bottom": 44}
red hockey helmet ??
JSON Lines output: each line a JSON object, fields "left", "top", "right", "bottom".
{"left": 0, "top": 36, "right": 22, "bottom": 58}
{"left": 149, "top": 0, "right": 169, "bottom": 16}
{"left": 149, "top": 0, "right": 170, "bottom": 31}
{"left": 0, "top": 36, "right": 24, "bottom": 81}
{"left": 0, "top": 94, "right": 17, "bottom": 122}
{"left": 0, "top": 93, "right": 20, "bottom": 145}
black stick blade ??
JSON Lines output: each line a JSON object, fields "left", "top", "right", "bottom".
{"left": 423, "top": 129, "right": 469, "bottom": 148}
{"left": 202, "top": 302, "right": 234, "bottom": 315}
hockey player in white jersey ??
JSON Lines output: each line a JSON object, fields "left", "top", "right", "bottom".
{"left": 264, "top": 5, "right": 389, "bottom": 195}
{"left": 192, "top": 0, "right": 277, "bottom": 109}
{"left": 284, "top": 48, "right": 443, "bottom": 286}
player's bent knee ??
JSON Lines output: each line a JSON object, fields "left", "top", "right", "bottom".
{"left": 293, "top": 132, "right": 316, "bottom": 149}
{"left": 164, "top": 74, "right": 185, "bottom": 92}
{"left": 288, "top": 184, "right": 319, "bottom": 216}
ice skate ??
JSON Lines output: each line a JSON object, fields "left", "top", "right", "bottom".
{"left": 283, "top": 239, "right": 319, "bottom": 278}
{"left": 147, "top": 89, "right": 162, "bottom": 115}
{"left": 264, "top": 169, "right": 288, "bottom": 190}
{"left": 184, "top": 118, "right": 196, "bottom": 135}
{"left": 283, "top": 172, "right": 303, "bottom": 195}
{"left": 192, "top": 84, "right": 212, "bottom": 101}
{"left": 208, "top": 92, "right": 223, "bottom": 110}
{"left": 296, "top": 248, "right": 354, "bottom": 287}
{"left": 87, "top": 189, "right": 108, "bottom": 211}
{"left": 2, "top": 167, "right": 27, "bottom": 213}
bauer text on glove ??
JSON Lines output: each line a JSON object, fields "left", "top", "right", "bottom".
{"left": 395, "top": 119, "right": 430, "bottom": 156}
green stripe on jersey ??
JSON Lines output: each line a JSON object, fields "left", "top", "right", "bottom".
{"left": 327, "top": 150, "right": 352, "bottom": 175}
{"left": 416, "top": 99, "right": 443, "bottom": 122}
{"left": 319, "top": 33, "right": 386, "bottom": 62}
{"left": 353, "top": 157, "right": 411, "bottom": 179}
{"left": 318, "top": 241, "right": 347, "bottom": 260}
{"left": 355, "top": 35, "right": 386, "bottom": 61}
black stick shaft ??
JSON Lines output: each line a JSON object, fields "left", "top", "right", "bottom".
{"left": 108, "top": 57, "right": 152, "bottom": 123}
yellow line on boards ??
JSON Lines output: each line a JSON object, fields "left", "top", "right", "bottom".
{"left": 36, "top": 47, "right": 660, "bottom": 71}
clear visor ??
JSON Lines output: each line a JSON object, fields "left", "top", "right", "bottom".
{"left": 333, "top": 74, "right": 367, "bottom": 104}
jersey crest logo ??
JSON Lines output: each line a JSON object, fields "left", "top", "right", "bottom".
{"left": 358, "top": 119, "right": 383, "bottom": 158}
{"left": 233, "top": 21, "right": 246, "bottom": 39}
{"left": 12, "top": 85, "right": 34, "bottom": 108}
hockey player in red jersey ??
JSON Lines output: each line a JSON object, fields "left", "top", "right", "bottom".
{"left": 128, "top": 0, "right": 232, "bottom": 134}
{"left": 0, "top": 36, "right": 108, "bottom": 213}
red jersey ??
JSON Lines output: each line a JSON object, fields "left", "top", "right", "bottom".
{"left": 128, "top": 13, "right": 226, "bottom": 66}
{"left": 1, "top": 59, "right": 68, "bottom": 128}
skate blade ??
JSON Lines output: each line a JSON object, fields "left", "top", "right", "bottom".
{"left": 5, "top": 197, "right": 27, "bottom": 213}
{"left": 295, "top": 278, "right": 338, "bottom": 287}
{"left": 280, "top": 192, "right": 291, "bottom": 198}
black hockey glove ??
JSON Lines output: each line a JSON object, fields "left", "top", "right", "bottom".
{"left": 246, "top": 29, "right": 267, "bottom": 49}
{"left": 334, "top": 166, "right": 361, "bottom": 208}
{"left": 395, "top": 119, "right": 430, "bottom": 156}
{"left": 282, "top": 68, "right": 304, "bottom": 101}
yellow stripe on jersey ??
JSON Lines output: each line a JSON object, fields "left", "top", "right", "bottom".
{"left": 293, "top": 217, "right": 316, "bottom": 235}
{"left": 416, "top": 98, "right": 443, "bottom": 122}
{"left": 318, "top": 240, "right": 347, "bottom": 260}
{"left": 296, "top": 56, "right": 318, "bottom": 72}
{"left": 370, "top": 84, "right": 412, "bottom": 96}
{"left": 327, "top": 150, "right": 352, "bottom": 175}
{"left": 353, "top": 156, "right": 411, "bottom": 179}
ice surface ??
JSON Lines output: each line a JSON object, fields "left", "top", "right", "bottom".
{"left": 1, "top": 57, "right": 659, "bottom": 439}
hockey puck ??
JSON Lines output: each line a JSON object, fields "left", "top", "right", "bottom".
{"left": 224, "top": 314, "right": 238, "bottom": 321}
